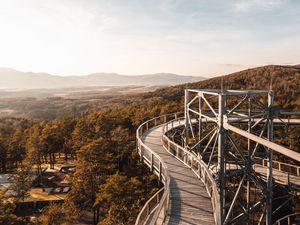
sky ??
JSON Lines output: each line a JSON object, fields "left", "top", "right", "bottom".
{"left": 0, "top": 0, "right": 299, "bottom": 77}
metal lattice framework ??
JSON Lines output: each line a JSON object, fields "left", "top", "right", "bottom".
{"left": 135, "top": 89, "right": 300, "bottom": 225}
{"left": 183, "top": 89, "right": 300, "bottom": 225}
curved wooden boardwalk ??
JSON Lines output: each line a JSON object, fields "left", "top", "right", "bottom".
{"left": 142, "top": 125, "right": 215, "bottom": 225}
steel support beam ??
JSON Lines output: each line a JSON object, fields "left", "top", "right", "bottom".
{"left": 266, "top": 91, "right": 274, "bottom": 225}
{"left": 218, "top": 93, "right": 226, "bottom": 225}
{"left": 184, "top": 89, "right": 189, "bottom": 149}
{"left": 223, "top": 122, "right": 300, "bottom": 163}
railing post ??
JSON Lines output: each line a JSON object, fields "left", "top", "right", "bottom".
{"left": 146, "top": 122, "right": 149, "bottom": 131}
{"left": 297, "top": 167, "right": 300, "bottom": 176}
{"left": 278, "top": 162, "right": 281, "bottom": 172}
{"left": 146, "top": 204, "right": 150, "bottom": 217}
{"left": 140, "top": 146, "right": 144, "bottom": 163}
{"left": 159, "top": 162, "right": 162, "bottom": 182}
{"left": 151, "top": 153, "right": 154, "bottom": 172}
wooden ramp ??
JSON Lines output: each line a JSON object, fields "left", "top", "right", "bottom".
{"left": 142, "top": 126, "right": 215, "bottom": 225}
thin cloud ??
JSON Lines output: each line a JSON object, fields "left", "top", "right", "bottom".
{"left": 233, "top": 0, "right": 286, "bottom": 12}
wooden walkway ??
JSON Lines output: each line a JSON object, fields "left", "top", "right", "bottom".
{"left": 142, "top": 126, "right": 215, "bottom": 225}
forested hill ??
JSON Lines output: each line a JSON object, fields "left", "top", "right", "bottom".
{"left": 135, "top": 65, "right": 300, "bottom": 111}
{"left": 1, "top": 65, "right": 299, "bottom": 120}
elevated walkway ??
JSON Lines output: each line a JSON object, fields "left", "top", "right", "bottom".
{"left": 142, "top": 125, "right": 215, "bottom": 225}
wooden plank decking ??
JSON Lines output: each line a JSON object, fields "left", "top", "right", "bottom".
{"left": 142, "top": 126, "right": 215, "bottom": 225}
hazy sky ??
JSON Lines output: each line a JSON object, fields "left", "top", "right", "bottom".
{"left": 0, "top": 0, "right": 299, "bottom": 77}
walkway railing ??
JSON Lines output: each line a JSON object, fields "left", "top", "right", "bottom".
{"left": 273, "top": 212, "right": 300, "bottom": 225}
{"left": 262, "top": 159, "right": 300, "bottom": 176}
{"left": 135, "top": 113, "right": 183, "bottom": 225}
{"left": 162, "top": 117, "right": 221, "bottom": 225}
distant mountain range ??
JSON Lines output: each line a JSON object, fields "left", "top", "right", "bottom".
{"left": 0, "top": 68, "right": 205, "bottom": 89}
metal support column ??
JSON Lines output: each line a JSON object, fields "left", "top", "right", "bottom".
{"left": 198, "top": 96, "right": 202, "bottom": 156}
{"left": 185, "top": 89, "right": 189, "bottom": 149}
{"left": 247, "top": 96, "right": 251, "bottom": 220}
{"left": 218, "top": 93, "right": 226, "bottom": 225}
{"left": 266, "top": 90, "right": 274, "bottom": 225}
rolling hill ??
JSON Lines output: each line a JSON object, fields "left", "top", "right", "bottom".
{"left": 138, "top": 65, "right": 300, "bottom": 111}
{"left": 0, "top": 68, "right": 205, "bottom": 89}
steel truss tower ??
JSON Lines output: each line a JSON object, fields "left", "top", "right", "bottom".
{"left": 183, "top": 89, "right": 300, "bottom": 225}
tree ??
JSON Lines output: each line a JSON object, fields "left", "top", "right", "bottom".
{"left": 0, "top": 190, "right": 23, "bottom": 225}
{"left": 39, "top": 122, "right": 64, "bottom": 169}
{"left": 8, "top": 128, "right": 27, "bottom": 171}
{"left": 39, "top": 203, "right": 66, "bottom": 225}
{"left": 0, "top": 136, "right": 7, "bottom": 173}
{"left": 25, "top": 125, "right": 43, "bottom": 187}
{"left": 95, "top": 174, "right": 143, "bottom": 225}
{"left": 11, "top": 163, "right": 32, "bottom": 202}
{"left": 71, "top": 117, "right": 95, "bottom": 154}
{"left": 67, "top": 138, "right": 116, "bottom": 225}
{"left": 58, "top": 116, "right": 76, "bottom": 161}
{"left": 111, "top": 126, "right": 131, "bottom": 172}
